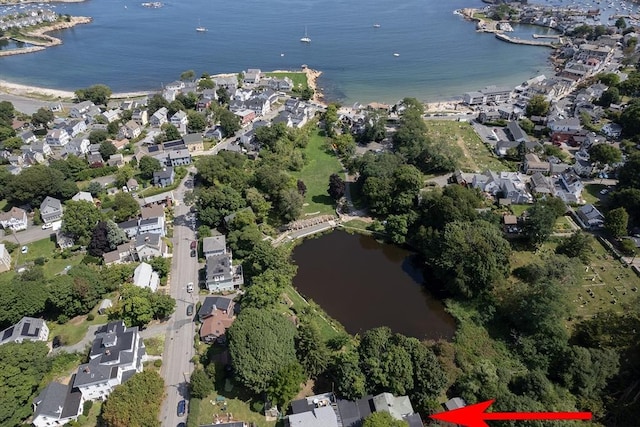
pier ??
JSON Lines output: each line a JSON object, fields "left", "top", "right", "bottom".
{"left": 495, "top": 33, "right": 558, "bottom": 48}
{"left": 532, "top": 34, "right": 562, "bottom": 40}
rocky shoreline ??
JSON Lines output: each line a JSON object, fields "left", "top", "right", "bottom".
{"left": 0, "top": 16, "right": 92, "bottom": 57}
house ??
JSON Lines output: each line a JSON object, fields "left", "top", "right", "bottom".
{"left": 576, "top": 204, "right": 605, "bottom": 229}
{"left": 118, "top": 219, "right": 140, "bottom": 238}
{"left": 167, "top": 149, "right": 192, "bottom": 166}
{"left": 444, "top": 397, "right": 466, "bottom": 411}
{"left": 153, "top": 167, "right": 175, "bottom": 187}
{"left": 507, "top": 121, "right": 529, "bottom": 143}
{"left": 119, "top": 120, "right": 142, "bottom": 140}
{"left": 601, "top": 123, "right": 622, "bottom": 139}
{"left": 524, "top": 153, "right": 550, "bottom": 175}
{"left": 111, "top": 138, "right": 129, "bottom": 151}
{"left": 138, "top": 217, "right": 165, "bottom": 236}
{"left": 56, "top": 230, "right": 75, "bottom": 250}
{"left": 40, "top": 196, "right": 63, "bottom": 224}
{"left": 0, "top": 243, "right": 12, "bottom": 273}
{"left": 72, "top": 321, "right": 145, "bottom": 401}
{"left": 573, "top": 158, "right": 594, "bottom": 177}
{"left": 150, "top": 107, "right": 168, "bottom": 127}
{"left": 72, "top": 191, "right": 94, "bottom": 203}
{"left": 19, "top": 129, "right": 37, "bottom": 144}
{"left": 32, "top": 379, "right": 84, "bottom": 427}
{"left": 548, "top": 117, "right": 582, "bottom": 133}
{"left": 132, "top": 109, "right": 148, "bottom": 126}
{"left": 0, "top": 317, "right": 49, "bottom": 345}
{"left": 205, "top": 253, "right": 244, "bottom": 293}
{"left": 203, "top": 235, "right": 227, "bottom": 258}
{"left": 98, "top": 299, "right": 113, "bottom": 315}
{"left": 553, "top": 171, "right": 584, "bottom": 204}
{"left": 133, "top": 233, "right": 167, "bottom": 261}
{"left": 170, "top": 111, "right": 188, "bottom": 135}
{"left": 529, "top": 172, "right": 554, "bottom": 195}
{"left": 472, "top": 171, "right": 532, "bottom": 204}
{"left": 0, "top": 207, "right": 28, "bottom": 231}
{"left": 132, "top": 262, "right": 160, "bottom": 292}
{"left": 183, "top": 133, "right": 204, "bottom": 152}
{"left": 62, "top": 137, "right": 90, "bottom": 157}
{"left": 243, "top": 68, "right": 262, "bottom": 84}
{"left": 127, "top": 178, "right": 139, "bottom": 192}
{"left": 46, "top": 128, "right": 71, "bottom": 146}
{"left": 69, "top": 101, "right": 95, "bottom": 118}
{"left": 30, "top": 140, "right": 53, "bottom": 157}
{"left": 107, "top": 153, "right": 125, "bottom": 167}
{"left": 102, "top": 242, "right": 134, "bottom": 265}
{"left": 66, "top": 119, "right": 87, "bottom": 137}
{"left": 99, "top": 109, "right": 121, "bottom": 123}
{"left": 198, "top": 296, "right": 236, "bottom": 343}
{"left": 235, "top": 109, "right": 256, "bottom": 125}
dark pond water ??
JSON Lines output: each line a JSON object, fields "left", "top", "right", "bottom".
{"left": 292, "top": 230, "right": 456, "bottom": 341}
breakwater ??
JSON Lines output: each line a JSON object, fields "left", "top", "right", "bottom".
{"left": 495, "top": 32, "right": 558, "bottom": 48}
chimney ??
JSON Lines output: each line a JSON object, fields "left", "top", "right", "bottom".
{"left": 83, "top": 367, "right": 90, "bottom": 373}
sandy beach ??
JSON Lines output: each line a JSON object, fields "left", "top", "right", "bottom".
{"left": 302, "top": 67, "right": 324, "bottom": 104}
{"left": 0, "top": 80, "right": 153, "bottom": 100}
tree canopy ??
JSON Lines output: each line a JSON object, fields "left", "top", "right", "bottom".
{"left": 101, "top": 370, "right": 164, "bottom": 427}
{"left": 75, "top": 84, "right": 112, "bottom": 105}
{"left": 62, "top": 200, "right": 103, "bottom": 246}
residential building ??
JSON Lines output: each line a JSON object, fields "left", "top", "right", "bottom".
{"left": 198, "top": 296, "right": 236, "bottom": 343}
{"left": 132, "top": 109, "right": 148, "bottom": 126}
{"left": 29, "top": 140, "right": 53, "bottom": 157}
{"left": 524, "top": 153, "right": 550, "bottom": 175}
{"left": 139, "top": 217, "right": 165, "bottom": 236}
{"left": 119, "top": 120, "right": 142, "bottom": 140}
{"left": 72, "top": 321, "right": 145, "bottom": 401}
{"left": 576, "top": 204, "right": 605, "bottom": 229}
{"left": 183, "top": 133, "right": 204, "bottom": 152}
{"left": 170, "top": 111, "right": 188, "bottom": 135}
{"left": 444, "top": 397, "right": 466, "bottom": 411}
{"left": 150, "top": 107, "right": 168, "bottom": 127}
{"left": 118, "top": 219, "right": 140, "bottom": 238}
{"left": 40, "top": 196, "right": 63, "bottom": 224}
{"left": 46, "top": 128, "right": 71, "bottom": 147}
{"left": 127, "top": 178, "right": 139, "bottom": 192}
{"left": 0, "top": 207, "right": 28, "bottom": 231}
{"left": 107, "top": 153, "right": 125, "bottom": 167}
{"left": 507, "top": 121, "right": 529, "bottom": 143}
{"left": 19, "top": 129, "right": 37, "bottom": 144}
{"left": 102, "top": 242, "right": 134, "bottom": 265}
{"left": 472, "top": 171, "right": 532, "bottom": 204}
{"left": 529, "top": 172, "right": 554, "bottom": 195}
{"left": 72, "top": 191, "right": 94, "bottom": 204}
{"left": 203, "top": 235, "right": 227, "bottom": 258}
{"left": 0, "top": 243, "right": 12, "bottom": 273}
{"left": 235, "top": 109, "right": 256, "bottom": 125}
{"left": 99, "top": 109, "right": 121, "bottom": 123}
{"left": 98, "top": 299, "right": 113, "bottom": 315}
{"left": 205, "top": 252, "right": 244, "bottom": 293}
{"left": 132, "top": 262, "right": 160, "bottom": 292}
{"left": 69, "top": 101, "right": 95, "bottom": 119}
{"left": 153, "top": 167, "right": 175, "bottom": 187}
{"left": 167, "top": 149, "right": 192, "bottom": 166}
{"left": 32, "top": 379, "right": 84, "bottom": 427}
{"left": 66, "top": 119, "right": 87, "bottom": 137}
{"left": 62, "top": 137, "right": 90, "bottom": 157}
{"left": 553, "top": 171, "right": 584, "bottom": 204}
{"left": 548, "top": 117, "right": 582, "bottom": 133}
{"left": 243, "top": 68, "right": 262, "bottom": 84}
{"left": 0, "top": 317, "right": 49, "bottom": 345}
{"left": 133, "top": 233, "right": 167, "bottom": 261}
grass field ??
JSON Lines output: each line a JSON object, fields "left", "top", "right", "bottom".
{"left": 7, "top": 236, "right": 84, "bottom": 277}
{"left": 49, "top": 310, "right": 109, "bottom": 346}
{"left": 264, "top": 72, "right": 308, "bottom": 90}
{"left": 292, "top": 130, "right": 343, "bottom": 216}
{"left": 583, "top": 183, "right": 608, "bottom": 206}
{"left": 424, "top": 120, "right": 509, "bottom": 173}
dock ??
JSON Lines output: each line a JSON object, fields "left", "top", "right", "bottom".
{"left": 532, "top": 34, "right": 562, "bottom": 40}
{"left": 495, "top": 33, "right": 557, "bottom": 48}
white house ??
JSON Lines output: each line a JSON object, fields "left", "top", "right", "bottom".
{"left": 132, "top": 262, "right": 160, "bottom": 292}
{"left": 119, "top": 120, "right": 142, "bottom": 140}
{"left": 32, "top": 381, "right": 84, "bottom": 427}
{"left": 150, "top": 107, "right": 168, "bottom": 127}
{"left": 72, "top": 191, "right": 94, "bottom": 204}
{"left": 72, "top": 321, "right": 145, "bottom": 401}
{"left": 40, "top": 196, "right": 64, "bottom": 224}
{"left": 170, "top": 111, "right": 188, "bottom": 135}
{"left": 0, "top": 317, "right": 49, "bottom": 345}
{"left": 0, "top": 207, "right": 28, "bottom": 232}
{"left": 46, "top": 128, "right": 71, "bottom": 147}
{"left": 203, "top": 235, "right": 227, "bottom": 258}
{"left": 69, "top": 101, "right": 95, "bottom": 119}
{"left": 205, "top": 252, "right": 244, "bottom": 293}
{"left": 0, "top": 243, "right": 12, "bottom": 273}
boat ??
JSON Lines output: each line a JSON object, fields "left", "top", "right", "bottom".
{"left": 300, "top": 26, "right": 311, "bottom": 43}
{"left": 196, "top": 19, "right": 207, "bottom": 32}
{"left": 393, "top": 53, "right": 400, "bottom": 57}
{"left": 373, "top": 23, "right": 381, "bottom": 28}
{"left": 141, "top": 1, "right": 163, "bottom": 8}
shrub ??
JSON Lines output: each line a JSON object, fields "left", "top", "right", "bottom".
{"left": 87, "top": 313, "right": 95, "bottom": 321}
{"left": 3, "top": 242, "right": 18, "bottom": 253}
{"left": 83, "top": 400, "right": 93, "bottom": 416}
{"left": 154, "top": 359, "right": 162, "bottom": 368}
{"left": 57, "top": 314, "right": 69, "bottom": 324}
{"left": 34, "top": 257, "right": 46, "bottom": 266}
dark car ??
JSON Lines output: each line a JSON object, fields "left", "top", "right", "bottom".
{"left": 177, "top": 400, "right": 186, "bottom": 417}
{"left": 186, "top": 304, "right": 194, "bottom": 316}
{"left": 52, "top": 336, "right": 62, "bottom": 348}
{"left": 190, "top": 249, "right": 196, "bottom": 258}
{"left": 177, "top": 423, "right": 186, "bottom": 427}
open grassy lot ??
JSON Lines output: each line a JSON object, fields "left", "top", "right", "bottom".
{"left": 8, "top": 237, "right": 84, "bottom": 277}
{"left": 144, "top": 335, "right": 165, "bottom": 356}
{"left": 49, "top": 309, "right": 109, "bottom": 346}
{"left": 292, "top": 130, "right": 343, "bottom": 216}
{"left": 583, "top": 183, "right": 608, "bottom": 206}
{"left": 510, "top": 204, "right": 529, "bottom": 217}
{"left": 424, "top": 120, "right": 509, "bottom": 173}
{"left": 264, "top": 72, "right": 308, "bottom": 90}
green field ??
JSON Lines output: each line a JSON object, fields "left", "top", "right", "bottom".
{"left": 292, "top": 130, "right": 343, "bottom": 216}
{"left": 3, "top": 236, "right": 85, "bottom": 277}
{"left": 264, "top": 72, "right": 308, "bottom": 90}
{"left": 424, "top": 120, "right": 509, "bottom": 173}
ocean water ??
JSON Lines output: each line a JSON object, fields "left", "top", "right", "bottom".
{"left": 0, "top": 0, "right": 635, "bottom": 103}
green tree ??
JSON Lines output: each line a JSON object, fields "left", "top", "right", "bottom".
{"left": 115, "top": 165, "right": 136, "bottom": 189}
{"left": 61, "top": 200, "right": 103, "bottom": 246}
{"left": 597, "top": 87, "right": 621, "bottom": 108}
{"left": 101, "top": 370, "right": 164, "bottom": 427}
{"left": 620, "top": 99, "right": 640, "bottom": 137}
{"left": 227, "top": 308, "right": 298, "bottom": 393}
{"left": 187, "top": 111, "right": 206, "bottom": 133}
{"left": 617, "top": 153, "right": 640, "bottom": 189}
{"left": 109, "top": 285, "right": 174, "bottom": 327}
{"left": 112, "top": 192, "right": 141, "bottom": 222}
{"left": 296, "top": 318, "right": 330, "bottom": 378}
{"left": 190, "top": 368, "right": 213, "bottom": 399}
{"left": 180, "top": 69, "right": 195, "bottom": 81}
{"left": 245, "top": 187, "right": 272, "bottom": 222}
{"left": 328, "top": 173, "right": 346, "bottom": 200}
{"left": 526, "top": 94, "right": 550, "bottom": 117}
{"left": 595, "top": 72, "right": 620, "bottom": 87}
{"left": 196, "top": 185, "right": 246, "bottom": 228}
{"left": 198, "top": 76, "right": 215, "bottom": 90}
{"left": 89, "top": 129, "right": 109, "bottom": 144}
{"left": 5, "top": 165, "right": 74, "bottom": 206}
{"left": 31, "top": 107, "right": 54, "bottom": 128}
{"left": 610, "top": 188, "right": 640, "bottom": 225}
{"left": 323, "top": 104, "right": 339, "bottom": 137}
{"left": 148, "top": 256, "right": 170, "bottom": 278}
{"left": 218, "top": 108, "right": 241, "bottom": 137}
{"left": 605, "top": 207, "right": 629, "bottom": 238}
{"left": 277, "top": 188, "right": 304, "bottom": 222}
{"left": 75, "top": 84, "right": 112, "bottom": 105}
{"left": 556, "top": 231, "right": 595, "bottom": 264}
{"left": 0, "top": 100, "right": 15, "bottom": 126}
{"left": 105, "top": 219, "right": 128, "bottom": 249}
{"left": 615, "top": 17, "right": 627, "bottom": 29}
{"left": 99, "top": 141, "right": 117, "bottom": 160}
{"left": 147, "top": 94, "right": 169, "bottom": 116}
{"left": 523, "top": 203, "right": 557, "bottom": 247}
{"left": 589, "top": 144, "right": 622, "bottom": 166}
{"left": 1, "top": 136, "right": 23, "bottom": 151}
{"left": 331, "top": 349, "right": 367, "bottom": 400}
{"left": 138, "top": 155, "right": 163, "bottom": 180}
{"left": 267, "top": 362, "right": 306, "bottom": 409}
{"left": 163, "top": 123, "right": 181, "bottom": 141}
{"left": 362, "top": 412, "right": 408, "bottom": 427}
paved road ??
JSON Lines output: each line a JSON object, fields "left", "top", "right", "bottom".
{"left": 1, "top": 225, "right": 54, "bottom": 246}
{"left": 159, "top": 175, "right": 200, "bottom": 427}
{"left": 0, "top": 92, "right": 73, "bottom": 115}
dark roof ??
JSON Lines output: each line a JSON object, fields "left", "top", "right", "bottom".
{"left": 147, "top": 145, "right": 160, "bottom": 153}
{"left": 154, "top": 167, "right": 174, "bottom": 180}
{"left": 198, "top": 296, "right": 234, "bottom": 320}
{"left": 135, "top": 232, "right": 161, "bottom": 247}
{"left": 34, "top": 377, "right": 83, "bottom": 420}
{"left": 183, "top": 133, "right": 203, "bottom": 145}
{"left": 118, "top": 219, "right": 139, "bottom": 230}
{"left": 405, "top": 413, "right": 424, "bottom": 427}
{"left": 507, "top": 120, "right": 529, "bottom": 143}
{"left": 337, "top": 395, "right": 374, "bottom": 427}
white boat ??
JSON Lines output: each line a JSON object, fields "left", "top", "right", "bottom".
{"left": 373, "top": 23, "right": 381, "bottom": 28}
{"left": 196, "top": 19, "right": 207, "bottom": 32}
{"left": 300, "top": 26, "right": 311, "bottom": 43}
{"left": 393, "top": 53, "right": 400, "bottom": 57}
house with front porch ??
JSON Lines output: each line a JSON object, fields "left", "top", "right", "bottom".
{"left": 119, "top": 120, "right": 142, "bottom": 140}
{"left": 133, "top": 233, "right": 167, "bottom": 261}
{"left": 153, "top": 167, "right": 175, "bottom": 187}
{"left": 0, "top": 207, "right": 28, "bottom": 231}
{"left": 167, "top": 149, "right": 192, "bottom": 166}
{"left": 150, "top": 107, "right": 168, "bottom": 127}
{"left": 40, "top": 196, "right": 63, "bottom": 224}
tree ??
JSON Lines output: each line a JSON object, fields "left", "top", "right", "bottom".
{"left": 138, "top": 155, "right": 163, "bottom": 180}
{"left": 605, "top": 207, "right": 629, "bottom": 239}
{"left": 180, "top": 69, "right": 195, "bottom": 81}
{"left": 296, "top": 179, "right": 307, "bottom": 197}
{"left": 296, "top": 318, "right": 329, "bottom": 378}
{"left": 88, "top": 221, "right": 110, "bottom": 257}
{"left": 198, "top": 76, "right": 215, "bottom": 90}
{"left": 617, "top": 153, "right": 640, "bottom": 190}
{"left": 267, "top": 363, "right": 306, "bottom": 409}
{"left": 105, "top": 219, "right": 128, "bottom": 249}
{"left": 109, "top": 285, "right": 175, "bottom": 327}
{"left": 99, "top": 141, "right": 117, "bottom": 160}
{"left": 331, "top": 350, "right": 367, "bottom": 400}
{"left": 5, "top": 165, "right": 73, "bottom": 206}
{"left": 610, "top": 188, "right": 640, "bottom": 225}
{"left": 615, "top": 17, "right": 627, "bottom": 29}
{"left": 589, "top": 144, "right": 622, "bottom": 166}
{"left": 595, "top": 72, "right": 620, "bottom": 87}
{"left": 75, "top": 84, "right": 112, "bottom": 105}
{"left": 31, "top": 107, "right": 54, "bottom": 128}
{"left": 597, "top": 87, "right": 621, "bottom": 108}
{"left": 227, "top": 308, "right": 298, "bottom": 393}
{"left": 556, "top": 231, "right": 595, "bottom": 264}
{"left": 0, "top": 100, "right": 15, "bottom": 127}
{"left": 147, "top": 94, "right": 169, "bottom": 116}
{"left": 87, "top": 181, "right": 103, "bottom": 196}
{"left": 148, "top": 256, "right": 170, "bottom": 278}
{"left": 101, "top": 370, "right": 164, "bottom": 427}
{"left": 522, "top": 203, "right": 557, "bottom": 247}
{"left": 1, "top": 136, "right": 23, "bottom": 151}
{"left": 112, "top": 192, "right": 141, "bottom": 222}
{"left": 62, "top": 200, "right": 103, "bottom": 246}
{"left": 196, "top": 185, "right": 246, "bottom": 228}
{"left": 328, "top": 173, "right": 345, "bottom": 200}
{"left": 190, "top": 368, "right": 213, "bottom": 399}
{"left": 88, "top": 129, "right": 109, "bottom": 144}
{"left": 362, "top": 412, "right": 408, "bottom": 427}
{"left": 216, "top": 87, "right": 231, "bottom": 105}
{"left": 278, "top": 188, "right": 304, "bottom": 222}
{"left": 619, "top": 99, "right": 640, "bottom": 137}
{"left": 218, "top": 108, "right": 241, "bottom": 136}
{"left": 526, "top": 94, "right": 550, "bottom": 117}
{"left": 430, "top": 220, "right": 511, "bottom": 298}
{"left": 323, "top": 104, "right": 339, "bottom": 137}
{"left": 115, "top": 165, "right": 135, "bottom": 189}
{"left": 163, "top": 123, "right": 181, "bottom": 141}
{"left": 245, "top": 187, "right": 272, "bottom": 222}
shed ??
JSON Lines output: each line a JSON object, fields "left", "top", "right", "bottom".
{"left": 98, "top": 299, "right": 113, "bottom": 315}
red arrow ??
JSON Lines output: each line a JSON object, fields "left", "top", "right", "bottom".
{"left": 430, "top": 400, "right": 592, "bottom": 427}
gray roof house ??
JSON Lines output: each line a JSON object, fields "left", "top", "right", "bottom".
{"left": 203, "top": 235, "right": 227, "bottom": 258}
{"left": 0, "top": 317, "right": 49, "bottom": 346}
{"left": 576, "top": 204, "right": 605, "bottom": 229}
{"left": 72, "top": 320, "right": 145, "bottom": 401}
{"left": 133, "top": 233, "right": 166, "bottom": 261}
{"left": 197, "top": 296, "right": 235, "bottom": 322}
{"left": 32, "top": 378, "right": 84, "bottom": 427}
{"left": 507, "top": 120, "right": 529, "bottom": 143}
{"left": 205, "top": 253, "right": 244, "bottom": 293}
{"left": 153, "top": 167, "right": 175, "bottom": 187}
{"left": 40, "top": 196, "right": 63, "bottom": 224}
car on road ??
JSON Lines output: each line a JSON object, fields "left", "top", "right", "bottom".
{"left": 41, "top": 223, "right": 53, "bottom": 230}
{"left": 187, "top": 282, "right": 194, "bottom": 293}
{"left": 177, "top": 400, "right": 186, "bottom": 417}
{"left": 186, "top": 304, "right": 194, "bottom": 316}
{"left": 190, "top": 240, "right": 197, "bottom": 250}
{"left": 21, "top": 246, "right": 28, "bottom": 254}
{"left": 177, "top": 423, "right": 186, "bottom": 427}
{"left": 600, "top": 189, "right": 609, "bottom": 195}
{"left": 190, "top": 249, "right": 196, "bottom": 258}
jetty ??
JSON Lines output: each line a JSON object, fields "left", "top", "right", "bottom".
{"left": 532, "top": 34, "right": 562, "bottom": 40}
{"left": 495, "top": 33, "right": 557, "bottom": 48}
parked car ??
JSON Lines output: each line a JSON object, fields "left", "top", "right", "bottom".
{"left": 187, "top": 282, "right": 194, "bottom": 293}
{"left": 41, "top": 223, "right": 53, "bottom": 230}
{"left": 190, "top": 240, "right": 197, "bottom": 250}
{"left": 190, "top": 249, "right": 196, "bottom": 258}
{"left": 21, "top": 246, "right": 28, "bottom": 254}
{"left": 177, "top": 400, "right": 186, "bottom": 417}
{"left": 186, "top": 304, "right": 194, "bottom": 316}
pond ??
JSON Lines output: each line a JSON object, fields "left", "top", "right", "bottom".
{"left": 292, "top": 230, "right": 456, "bottom": 341}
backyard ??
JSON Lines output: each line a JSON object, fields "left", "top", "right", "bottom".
{"left": 264, "top": 72, "right": 308, "bottom": 90}
{"left": 424, "top": 120, "right": 509, "bottom": 173}
{"left": 292, "top": 130, "right": 343, "bottom": 216}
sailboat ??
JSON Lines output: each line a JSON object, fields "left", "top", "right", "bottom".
{"left": 196, "top": 19, "right": 207, "bottom": 32}
{"left": 300, "top": 26, "right": 311, "bottom": 43}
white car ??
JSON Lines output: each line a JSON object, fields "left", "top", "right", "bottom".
{"left": 599, "top": 189, "right": 609, "bottom": 195}
{"left": 41, "top": 223, "right": 53, "bottom": 230}
{"left": 21, "top": 246, "right": 28, "bottom": 254}
{"left": 187, "top": 282, "right": 194, "bottom": 293}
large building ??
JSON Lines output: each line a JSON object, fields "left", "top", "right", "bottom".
{"left": 72, "top": 320, "right": 145, "bottom": 401}
{"left": 0, "top": 317, "right": 49, "bottom": 346}
{"left": 32, "top": 377, "right": 84, "bottom": 427}
{"left": 0, "top": 243, "right": 12, "bottom": 273}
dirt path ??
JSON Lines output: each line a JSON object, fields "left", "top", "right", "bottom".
{"left": 455, "top": 135, "right": 479, "bottom": 172}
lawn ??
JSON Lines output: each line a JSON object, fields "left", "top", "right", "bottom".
{"left": 583, "top": 183, "right": 608, "bottom": 206}
{"left": 424, "top": 120, "right": 509, "bottom": 173}
{"left": 264, "top": 72, "right": 308, "bottom": 90}
{"left": 510, "top": 204, "right": 529, "bottom": 217}
{"left": 49, "top": 308, "right": 110, "bottom": 346}
{"left": 7, "top": 236, "right": 84, "bottom": 277}
{"left": 144, "top": 335, "right": 165, "bottom": 356}
{"left": 292, "top": 130, "right": 343, "bottom": 216}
